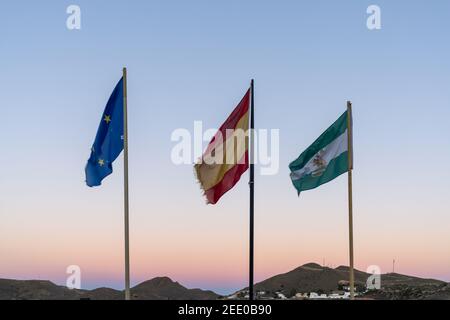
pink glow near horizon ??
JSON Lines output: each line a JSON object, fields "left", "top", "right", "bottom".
{"left": 2, "top": 199, "right": 449, "bottom": 293}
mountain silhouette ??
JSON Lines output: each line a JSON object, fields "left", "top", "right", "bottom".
{"left": 1, "top": 263, "right": 448, "bottom": 300}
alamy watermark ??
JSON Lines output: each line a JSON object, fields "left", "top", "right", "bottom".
{"left": 66, "top": 265, "right": 81, "bottom": 289}
{"left": 171, "top": 121, "right": 280, "bottom": 175}
{"left": 66, "top": 5, "right": 81, "bottom": 30}
{"left": 366, "top": 265, "right": 381, "bottom": 290}
{"left": 367, "top": 5, "right": 381, "bottom": 30}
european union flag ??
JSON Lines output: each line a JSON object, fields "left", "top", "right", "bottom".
{"left": 85, "top": 77, "right": 124, "bottom": 187}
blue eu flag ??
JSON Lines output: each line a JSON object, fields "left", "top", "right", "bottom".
{"left": 85, "top": 77, "right": 124, "bottom": 187}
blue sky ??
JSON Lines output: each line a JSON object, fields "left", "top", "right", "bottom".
{"left": 0, "top": 1, "right": 449, "bottom": 294}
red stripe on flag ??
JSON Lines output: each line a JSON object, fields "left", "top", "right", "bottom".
{"left": 204, "top": 89, "right": 250, "bottom": 155}
{"left": 204, "top": 151, "right": 249, "bottom": 204}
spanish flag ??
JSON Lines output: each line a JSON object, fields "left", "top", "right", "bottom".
{"left": 195, "top": 89, "right": 251, "bottom": 204}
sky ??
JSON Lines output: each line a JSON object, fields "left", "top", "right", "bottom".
{"left": 0, "top": 1, "right": 449, "bottom": 295}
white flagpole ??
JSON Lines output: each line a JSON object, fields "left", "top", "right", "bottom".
{"left": 347, "top": 101, "right": 355, "bottom": 299}
{"left": 123, "top": 67, "right": 131, "bottom": 300}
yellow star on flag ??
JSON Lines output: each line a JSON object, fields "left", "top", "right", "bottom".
{"left": 104, "top": 115, "right": 111, "bottom": 124}
{"left": 98, "top": 159, "right": 105, "bottom": 166}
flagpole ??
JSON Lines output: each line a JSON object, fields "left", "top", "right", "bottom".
{"left": 346, "top": 101, "right": 355, "bottom": 299}
{"left": 123, "top": 67, "right": 131, "bottom": 300}
{"left": 249, "top": 79, "right": 255, "bottom": 300}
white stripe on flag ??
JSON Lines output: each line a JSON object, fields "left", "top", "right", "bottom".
{"left": 291, "top": 129, "right": 348, "bottom": 181}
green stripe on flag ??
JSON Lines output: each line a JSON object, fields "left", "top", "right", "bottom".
{"left": 289, "top": 110, "right": 350, "bottom": 194}
{"left": 289, "top": 111, "right": 348, "bottom": 172}
{"left": 290, "top": 151, "right": 348, "bottom": 193}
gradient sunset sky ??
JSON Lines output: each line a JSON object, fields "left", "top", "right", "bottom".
{"left": 1, "top": 1, "right": 449, "bottom": 295}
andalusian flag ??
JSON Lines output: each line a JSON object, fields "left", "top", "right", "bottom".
{"left": 289, "top": 109, "right": 352, "bottom": 194}
{"left": 195, "top": 89, "right": 250, "bottom": 204}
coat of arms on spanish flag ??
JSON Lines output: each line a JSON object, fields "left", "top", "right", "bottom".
{"left": 194, "top": 89, "right": 251, "bottom": 204}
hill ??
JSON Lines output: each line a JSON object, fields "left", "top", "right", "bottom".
{"left": 129, "top": 277, "right": 218, "bottom": 300}
{"left": 246, "top": 263, "right": 448, "bottom": 299}
{"left": 1, "top": 264, "right": 448, "bottom": 300}
{"left": 0, "top": 277, "right": 218, "bottom": 300}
